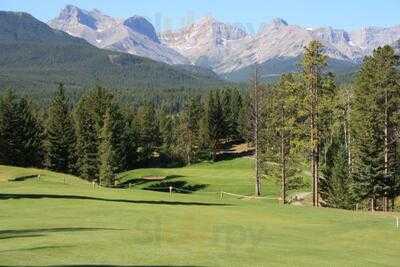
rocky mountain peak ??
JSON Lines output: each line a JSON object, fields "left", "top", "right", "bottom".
{"left": 123, "top": 15, "right": 160, "bottom": 43}
{"left": 159, "top": 16, "right": 248, "bottom": 68}
{"left": 271, "top": 18, "right": 289, "bottom": 27}
{"left": 312, "top": 27, "right": 351, "bottom": 44}
{"left": 192, "top": 16, "right": 248, "bottom": 40}
{"left": 60, "top": 4, "right": 79, "bottom": 14}
{"left": 350, "top": 25, "right": 400, "bottom": 52}
{"left": 57, "top": 5, "right": 98, "bottom": 30}
{"left": 49, "top": 6, "right": 189, "bottom": 65}
{"left": 258, "top": 18, "right": 289, "bottom": 33}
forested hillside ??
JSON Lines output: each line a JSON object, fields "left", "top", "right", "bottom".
{"left": 0, "top": 11, "right": 226, "bottom": 97}
{"left": 222, "top": 56, "right": 360, "bottom": 83}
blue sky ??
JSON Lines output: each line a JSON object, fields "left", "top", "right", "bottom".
{"left": 1, "top": 0, "right": 399, "bottom": 32}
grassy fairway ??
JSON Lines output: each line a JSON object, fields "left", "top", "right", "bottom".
{"left": 118, "top": 158, "right": 286, "bottom": 197}
{"left": 0, "top": 160, "right": 399, "bottom": 266}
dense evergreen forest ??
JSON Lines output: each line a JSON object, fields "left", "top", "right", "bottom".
{"left": 1, "top": 41, "right": 399, "bottom": 212}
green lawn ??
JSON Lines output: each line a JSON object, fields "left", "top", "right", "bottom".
{"left": 0, "top": 159, "right": 399, "bottom": 266}
{"left": 118, "top": 158, "right": 284, "bottom": 197}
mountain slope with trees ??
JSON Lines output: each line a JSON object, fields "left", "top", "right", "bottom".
{"left": 0, "top": 11, "right": 226, "bottom": 94}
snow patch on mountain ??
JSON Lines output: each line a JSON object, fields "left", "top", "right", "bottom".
{"left": 49, "top": 5, "right": 189, "bottom": 65}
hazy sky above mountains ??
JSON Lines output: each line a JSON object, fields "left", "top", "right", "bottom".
{"left": 1, "top": 0, "right": 399, "bottom": 32}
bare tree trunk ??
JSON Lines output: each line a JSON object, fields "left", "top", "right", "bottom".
{"left": 187, "top": 130, "right": 192, "bottom": 166}
{"left": 316, "top": 144, "right": 320, "bottom": 207}
{"left": 255, "top": 152, "right": 261, "bottom": 196}
{"left": 311, "top": 151, "right": 316, "bottom": 206}
{"left": 187, "top": 148, "right": 191, "bottom": 166}
{"left": 346, "top": 88, "right": 352, "bottom": 172}
{"left": 315, "top": 66, "right": 320, "bottom": 207}
{"left": 281, "top": 137, "right": 287, "bottom": 204}
{"left": 253, "top": 68, "right": 261, "bottom": 197}
{"left": 371, "top": 197, "right": 375, "bottom": 212}
{"left": 311, "top": 124, "right": 316, "bottom": 205}
{"left": 344, "top": 88, "right": 352, "bottom": 174}
{"left": 310, "top": 77, "right": 316, "bottom": 206}
{"left": 310, "top": 66, "right": 318, "bottom": 207}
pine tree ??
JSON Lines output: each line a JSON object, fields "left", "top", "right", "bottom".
{"left": 229, "top": 89, "right": 243, "bottom": 141}
{"left": 318, "top": 84, "right": 355, "bottom": 209}
{"left": 207, "top": 91, "right": 224, "bottom": 161}
{"left": 16, "top": 97, "right": 44, "bottom": 167}
{"left": 302, "top": 40, "right": 329, "bottom": 207}
{"left": 137, "top": 104, "right": 160, "bottom": 164}
{"left": 124, "top": 111, "right": 140, "bottom": 170}
{"left": 74, "top": 98, "right": 100, "bottom": 181}
{"left": 108, "top": 105, "right": 128, "bottom": 173}
{"left": 0, "top": 90, "right": 21, "bottom": 165}
{"left": 320, "top": 133, "right": 353, "bottom": 209}
{"left": 89, "top": 86, "right": 114, "bottom": 131}
{"left": 262, "top": 73, "right": 306, "bottom": 203}
{"left": 0, "top": 91, "right": 42, "bottom": 167}
{"left": 45, "top": 84, "right": 76, "bottom": 173}
{"left": 239, "top": 93, "right": 253, "bottom": 143}
{"left": 176, "top": 97, "right": 203, "bottom": 165}
{"left": 74, "top": 87, "right": 115, "bottom": 181}
{"left": 221, "top": 90, "right": 233, "bottom": 140}
{"left": 351, "top": 45, "right": 400, "bottom": 210}
{"left": 99, "top": 109, "right": 116, "bottom": 187}
{"left": 159, "top": 110, "right": 177, "bottom": 164}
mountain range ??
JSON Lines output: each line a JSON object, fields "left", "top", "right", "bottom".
{"left": 0, "top": 11, "right": 225, "bottom": 93}
{"left": 49, "top": 5, "right": 400, "bottom": 81}
{"left": 48, "top": 5, "right": 189, "bottom": 65}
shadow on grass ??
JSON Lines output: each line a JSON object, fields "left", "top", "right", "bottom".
{"left": 0, "top": 227, "right": 124, "bottom": 240}
{"left": 0, "top": 234, "right": 45, "bottom": 240}
{"left": 144, "top": 180, "right": 207, "bottom": 194}
{"left": 0, "top": 245, "right": 75, "bottom": 253}
{"left": 215, "top": 150, "right": 254, "bottom": 162}
{"left": 9, "top": 175, "right": 38, "bottom": 182}
{"left": 117, "top": 175, "right": 184, "bottom": 188}
{"left": 0, "top": 194, "right": 229, "bottom": 207}
{"left": 117, "top": 175, "right": 208, "bottom": 194}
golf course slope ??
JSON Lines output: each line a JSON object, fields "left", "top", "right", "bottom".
{"left": 0, "top": 159, "right": 399, "bottom": 266}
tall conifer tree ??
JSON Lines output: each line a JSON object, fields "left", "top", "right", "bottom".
{"left": 99, "top": 109, "right": 116, "bottom": 187}
{"left": 351, "top": 45, "right": 400, "bottom": 210}
{"left": 302, "top": 40, "right": 328, "bottom": 206}
{"left": 207, "top": 91, "right": 224, "bottom": 161}
{"left": 0, "top": 91, "right": 42, "bottom": 167}
{"left": 45, "top": 84, "right": 76, "bottom": 173}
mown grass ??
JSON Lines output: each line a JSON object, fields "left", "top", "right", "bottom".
{"left": 0, "top": 159, "right": 399, "bottom": 266}
{"left": 118, "top": 158, "right": 283, "bottom": 197}
{"left": 0, "top": 165, "right": 85, "bottom": 185}
{"left": 118, "top": 158, "right": 311, "bottom": 199}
